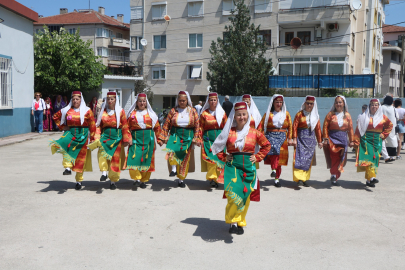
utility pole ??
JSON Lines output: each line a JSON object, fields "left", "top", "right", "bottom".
{"left": 400, "top": 35, "right": 405, "bottom": 98}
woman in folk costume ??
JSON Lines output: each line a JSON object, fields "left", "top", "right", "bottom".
{"left": 212, "top": 102, "right": 270, "bottom": 235}
{"left": 292, "top": 96, "right": 323, "bottom": 187}
{"left": 322, "top": 96, "right": 354, "bottom": 186}
{"left": 43, "top": 97, "right": 54, "bottom": 132}
{"left": 126, "top": 93, "right": 162, "bottom": 189}
{"left": 241, "top": 94, "right": 262, "bottom": 128}
{"left": 89, "top": 92, "right": 131, "bottom": 190}
{"left": 258, "top": 95, "right": 293, "bottom": 188}
{"left": 354, "top": 99, "right": 393, "bottom": 188}
{"left": 159, "top": 91, "right": 200, "bottom": 188}
{"left": 50, "top": 91, "right": 96, "bottom": 190}
{"left": 198, "top": 92, "right": 228, "bottom": 188}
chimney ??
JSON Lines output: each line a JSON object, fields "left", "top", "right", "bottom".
{"left": 117, "top": 14, "right": 124, "bottom": 23}
{"left": 60, "top": 8, "right": 68, "bottom": 15}
{"left": 39, "top": 15, "right": 43, "bottom": 18}
{"left": 111, "top": 16, "right": 115, "bottom": 19}
{"left": 98, "top": 6, "right": 105, "bottom": 15}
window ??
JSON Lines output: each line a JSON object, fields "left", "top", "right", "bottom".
{"left": 312, "top": 64, "right": 326, "bottom": 75}
{"left": 131, "top": 36, "right": 143, "bottom": 51}
{"left": 363, "top": 40, "right": 366, "bottom": 56}
{"left": 131, "top": 6, "right": 143, "bottom": 20}
{"left": 153, "top": 35, "right": 167, "bottom": 49}
{"left": 188, "top": 1, "right": 203, "bottom": 17}
{"left": 48, "top": 25, "right": 62, "bottom": 33}
{"left": 328, "top": 64, "right": 344, "bottom": 74}
{"left": 35, "top": 29, "right": 44, "bottom": 35}
{"left": 297, "top": 31, "right": 311, "bottom": 45}
{"left": 223, "top": 0, "right": 236, "bottom": 15}
{"left": 352, "top": 34, "right": 355, "bottom": 51}
{"left": 378, "top": 12, "right": 381, "bottom": 26}
{"left": 152, "top": 65, "right": 166, "bottom": 80}
{"left": 295, "top": 64, "right": 310, "bottom": 75}
{"left": 390, "top": 69, "right": 396, "bottom": 79}
{"left": 279, "top": 64, "right": 293, "bottom": 75}
{"left": 97, "top": 47, "right": 109, "bottom": 57}
{"left": 0, "top": 57, "right": 12, "bottom": 108}
{"left": 285, "top": 32, "right": 294, "bottom": 45}
{"left": 116, "top": 32, "right": 123, "bottom": 39}
{"left": 391, "top": 52, "right": 397, "bottom": 61}
{"left": 375, "top": 60, "right": 379, "bottom": 73}
{"left": 255, "top": 0, "right": 271, "bottom": 13}
{"left": 97, "top": 28, "right": 113, "bottom": 38}
{"left": 187, "top": 63, "right": 202, "bottom": 79}
{"left": 257, "top": 30, "right": 271, "bottom": 46}
{"left": 152, "top": 3, "right": 167, "bottom": 20}
{"left": 377, "top": 37, "right": 380, "bottom": 51}
{"left": 189, "top": 34, "right": 203, "bottom": 48}
{"left": 68, "top": 28, "right": 76, "bottom": 35}
{"left": 163, "top": 96, "right": 176, "bottom": 109}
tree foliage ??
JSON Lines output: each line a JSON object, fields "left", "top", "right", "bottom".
{"left": 207, "top": 0, "right": 273, "bottom": 96}
{"left": 34, "top": 27, "right": 106, "bottom": 96}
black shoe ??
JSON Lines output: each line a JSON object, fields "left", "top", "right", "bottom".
{"left": 332, "top": 181, "right": 339, "bottom": 186}
{"left": 229, "top": 225, "right": 238, "bottom": 234}
{"left": 385, "top": 158, "right": 394, "bottom": 163}
{"left": 371, "top": 179, "right": 379, "bottom": 184}
{"left": 237, "top": 226, "right": 244, "bottom": 235}
{"left": 274, "top": 181, "right": 281, "bottom": 188}
{"left": 210, "top": 181, "right": 219, "bottom": 188}
{"left": 140, "top": 182, "right": 147, "bottom": 189}
{"left": 297, "top": 180, "right": 304, "bottom": 186}
{"left": 271, "top": 171, "right": 277, "bottom": 178}
{"left": 75, "top": 183, "right": 81, "bottom": 190}
{"left": 100, "top": 175, "right": 107, "bottom": 182}
{"left": 178, "top": 181, "right": 186, "bottom": 188}
{"left": 330, "top": 176, "right": 337, "bottom": 182}
{"left": 134, "top": 181, "right": 141, "bottom": 187}
{"left": 110, "top": 183, "right": 117, "bottom": 190}
{"left": 63, "top": 169, "right": 72, "bottom": 175}
{"left": 169, "top": 171, "right": 177, "bottom": 177}
{"left": 303, "top": 181, "right": 310, "bottom": 187}
{"left": 366, "top": 181, "right": 375, "bottom": 188}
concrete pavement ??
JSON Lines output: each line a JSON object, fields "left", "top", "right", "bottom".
{"left": 1, "top": 134, "right": 404, "bottom": 269}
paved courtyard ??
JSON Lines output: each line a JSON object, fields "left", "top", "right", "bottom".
{"left": 1, "top": 133, "right": 405, "bottom": 269}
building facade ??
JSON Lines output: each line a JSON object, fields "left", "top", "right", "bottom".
{"left": 0, "top": 0, "right": 38, "bottom": 137}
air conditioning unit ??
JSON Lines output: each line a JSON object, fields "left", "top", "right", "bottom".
{"left": 315, "top": 27, "right": 322, "bottom": 38}
{"left": 327, "top": 23, "right": 339, "bottom": 32}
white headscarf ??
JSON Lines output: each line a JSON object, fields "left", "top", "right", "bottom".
{"left": 329, "top": 95, "right": 349, "bottom": 128}
{"left": 263, "top": 94, "right": 287, "bottom": 133}
{"left": 242, "top": 94, "right": 261, "bottom": 128}
{"left": 200, "top": 93, "right": 226, "bottom": 127}
{"left": 96, "top": 94, "right": 122, "bottom": 128}
{"left": 357, "top": 99, "right": 383, "bottom": 137}
{"left": 300, "top": 95, "right": 319, "bottom": 131}
{"left": 212, "top": 102, "right": 251, "bottom": 155}
{"left": 126, "top": 93, "right": 158, "bottom": 128}
{"left": 175, "top": 91, "right": 193, "bottom": 109}
{"left": 60, "top": 92, "right": 90, "bottom": 126}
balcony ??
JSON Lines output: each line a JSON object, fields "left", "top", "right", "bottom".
{"left": 277, "top": 42, "right": 349, "bottom": 58}
{"left": 278, "top": 5, "right": 350, "bottom": 24}
{"left": 108, "top": 55, "right": 130, "bottom": 62}
{"left": 109, "top": 38, "right": 130, "bottom": 49}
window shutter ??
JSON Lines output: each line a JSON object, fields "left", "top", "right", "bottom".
{"left": 131, "top": 7, "right": 143, "bottom": 20}
{"left": 198, "top": 2, "right": 204, "bottom": 16}
{"left": 223, "top": 0, "right": 232, "bottom": 15}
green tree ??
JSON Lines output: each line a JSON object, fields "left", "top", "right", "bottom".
{"left": 34, "top": 27, "right": 106, "bottom": 97}
{"left": 207, "top": 0, "right": 273, "bottom": 96}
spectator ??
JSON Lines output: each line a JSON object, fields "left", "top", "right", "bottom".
{"left": 43, "top": 97, "right": 53, "bottom": 131}
{"left": 194, "top": 100, "right": 203, "bottom": 115}
{"left": 88, "top": 96, "right": 98, "bottom": 121}
{"left": 62, "top": 95, "right": 68, "bottom": 106}
{"left": 31, "top": 92, "right": 46, "bottom": 133}
{"left": 394, "top": 99, "right": 405, "bottom": 150}
{"left": 381, "top": 95, "right": 397, "bottom": 162}
{"left": 357, "top": 104, "right": 368, "bottom": 120}
{"left": 53, "top": 95, "right": 66, "bottom": 131}
{"left": 222, "top": 95, "right": 233, "bottom": 117}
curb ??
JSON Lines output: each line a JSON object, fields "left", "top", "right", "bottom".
{"left": 0, "top": 132, "right": 59, "bottom": 148}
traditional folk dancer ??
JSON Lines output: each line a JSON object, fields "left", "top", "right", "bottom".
{"left": 354, "top": 99, "right": 393, "bottom": 188}
{"left": 198, "top": 92, "right": 227, "bottom": 188}
{"left": 159, "top": 91, "right": 200, "bottom": 188}
{"left": 258, "top": 95, "right": 293, "bottom": 187}
{"left": 89, "top": 92, "right": 131, "bottom": 190}
{"left": 50, "top": 91, "right": 96, "bottom": 190}
{"left": 126, "top": 93, "right": 162, "bottom": 189}
{"left": 241, "top": 94, "right": 262, "bottom": 128}
{"left": 212, "top": 102, "right": 270, "bottom": 235}
{"left": 322, "top": 96, "right": 354, "bottom": 186}
{"left": 292, "top": 96, "right": 323, "bottom": 187}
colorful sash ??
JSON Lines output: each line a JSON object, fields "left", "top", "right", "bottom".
{"left": 163, "top": 127, "right": 194, "bottom": 165}
{"left": 50, "top": 127, "right": 89, "bottom": 164}
{"left": 265, "top": 131, "right": 286, "bottom": 156}
{"left": 357, "top": 131, "right": 382, "bottom": 170}
{"left": 294, "top": 128, "right": 317, "bottom": 171}
{"left": 224, "top": 153, "right": 256, "bottom": 215}
{"left": 203, "top": 129, "right": 225, "bottom": 169}
{"left": 127, "top": 129, "right": 155, "bottom": 171}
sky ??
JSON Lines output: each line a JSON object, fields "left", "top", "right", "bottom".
{"left": 15, "top": 0, "right": 405, "bottom": 26}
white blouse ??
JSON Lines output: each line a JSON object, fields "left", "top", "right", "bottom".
{"left": 136, "top": 110, "right": 147, "bottom": 129}
{"left": 177, "top": 108, "right": 190, "bottom": 127}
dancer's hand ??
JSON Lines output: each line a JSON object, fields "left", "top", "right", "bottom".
{"left": 292, "top": 138, "right": 297, "bottom": 147}
{"left": 249, "top": 155, "right": 256, "bottom": 163}
{"left": 349, "top": 142, "right": 354, "bottom": 148}
{"left": 226, "top": 154, "right": 233, "bottom": 162}
{"left": 318, "top": 143, "right": 323, "bottom": 149}
{"left": 157, "top": 141, "right": 163, "bottom": 146}
{"left": 195, "top": 141, "right": 201, "bottom": 147}
{"left": 379, "top": 134, "right": 384, "bottom": 139}
{"left": 288, "top": 139, "right": 293, "bottom": 146}
{"left": 323, "top": 139, "right": 329, "bottom": 146}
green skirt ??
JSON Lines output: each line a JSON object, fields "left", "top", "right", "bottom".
{"left": 224, "top": 153, "right": 256, "bottom": 214}
{"left": 98, "top": 127, "right": 122, "bottom": 160}
{"left": 203, "top": 129, "right": 225, "bottom": 169}
{"left": 358, "top": 131, "right": 382, "bottom": 170}
{"left": 163, "top": 127, "right": 194, "bottom": 165}
{"left": 127, "top": 129, "right": 155, "bottom": 171}
{"left": 50, "top": 127, "right": 89, "bottom": 164}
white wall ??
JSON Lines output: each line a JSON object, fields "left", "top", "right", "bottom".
{"left": 0, "top": 6, "right": 35, "bottom": 109}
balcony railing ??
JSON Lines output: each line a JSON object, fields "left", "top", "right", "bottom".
{"left": 110, "top": 38, "right": 130, "bottom": 48}
{"left": 108, "top": 55, "right": 130, "bottom": 62}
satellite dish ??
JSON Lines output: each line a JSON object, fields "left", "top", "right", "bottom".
{"left": 207, "top": 86, "right": 212, "bottom": 92}
{"left": 164, "top": 15, "right": 171, "bottom": 21}
{"left": 271, "top": 67, "right": 278, "bottom": 75}
{"left": 351, "top": 0, "right": 362, "bottom": 10}
{"left": 290, "top": 37, "right": 302, "bottom": 49}
{"left": 140, "top": 39, "right": 147, "bottom": 46}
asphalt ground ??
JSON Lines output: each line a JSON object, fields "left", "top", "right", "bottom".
{"left": 1, "top": 134, "right": 404, "bottom": 269}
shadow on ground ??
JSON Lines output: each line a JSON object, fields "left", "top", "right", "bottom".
{"left": 181, "top": 217, "right": 233, "bottom": 244}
